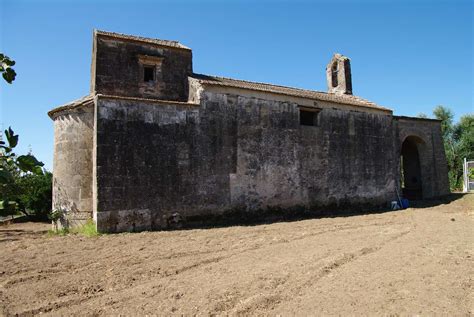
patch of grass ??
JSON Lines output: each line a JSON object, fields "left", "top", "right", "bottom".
{"left": 71, "top": 219, "right": 100, "bottom": 237}
{"left": 47, "top": 219, "right": 100, "bottom": 237}
{"left": 47, "top": 227, "right": 69, "bottom": 237}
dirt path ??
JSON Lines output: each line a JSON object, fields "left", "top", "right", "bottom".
{"left": 1, "top": 194, "right": 473, "bottom": 315}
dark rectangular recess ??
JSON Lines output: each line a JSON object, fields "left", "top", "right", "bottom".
{"left": 144, "top": 66, "right": 155, "bottom": 82}
{"left": 300, "top": 109, "right": 319, "bottom": 126}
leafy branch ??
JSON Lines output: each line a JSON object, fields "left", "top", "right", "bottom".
{"left": 1, "top": 127, "right": 45, "bottom": 217}
{"left": 0, "top": 54, "right": 16, "bottom": 84}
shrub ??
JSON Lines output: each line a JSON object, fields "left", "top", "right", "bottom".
{"left": 17, "top": 172, "right": 52, "bottom": 220}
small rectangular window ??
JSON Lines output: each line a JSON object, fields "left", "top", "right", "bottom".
{"left": 300, "top": 109, "right": 319, "bottom": 126}
{"left": 143, "top": 66, "right": 155, "bottom": 82}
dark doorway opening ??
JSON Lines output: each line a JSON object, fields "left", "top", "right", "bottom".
{"left": 401, "top": 136, "right": 423, "bottom": 200}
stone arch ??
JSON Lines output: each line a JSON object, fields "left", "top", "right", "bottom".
{"left": 395, "top": 117, "right": 452, "bottom": 199}
{"left": 398, "top": 125, "right": 430, "bottom": 148}
{"left": 400, "top": 135, "right": 427, "bottom": 199}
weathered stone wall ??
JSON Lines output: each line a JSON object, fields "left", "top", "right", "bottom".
{"left": 394, "top": 116, "right": 450, "bottom": 198}
{"left": 52, "top": 105, "right": 94, "bottom": 227}
{"left": 91, "top": 33, "right": 192, "bottom": 101}
{"left": 94, "top": 92, "right": 397, "bottom": 232}
{"left": 50, "top": 32, "right": 450, "bottom": 233}
{"left": 226, "top": 94, "right": 396, "bottom": 210}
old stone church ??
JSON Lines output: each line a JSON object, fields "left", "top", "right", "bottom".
{"left": 48, "top": 30, "right": 449, "bottom": 232}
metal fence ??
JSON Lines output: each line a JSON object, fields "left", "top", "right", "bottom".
{"left": 463, "top": 158, "right": 474, "bottom": 192}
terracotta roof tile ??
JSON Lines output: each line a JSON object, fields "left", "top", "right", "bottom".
{"left": 191, "top": 74, "right": 391, "bottom": 112}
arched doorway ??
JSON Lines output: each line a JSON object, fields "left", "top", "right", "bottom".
{"left": 400, "top": 136, "right": 424, "bottom": 200}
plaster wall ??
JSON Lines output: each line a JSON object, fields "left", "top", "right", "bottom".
{"left": 52, "top": 106, "right": 94, "bottom": 227}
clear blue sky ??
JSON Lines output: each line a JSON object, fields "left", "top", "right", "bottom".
{"left": 1, "top": 0, "right": 473, "bottom": 171}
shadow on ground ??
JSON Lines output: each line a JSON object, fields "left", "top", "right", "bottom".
{"left": 0, "top": 224, "right": 49, "bottom": 243}
{"left": 179, "top": 193, "right": 467, "bottom": 231}
{"left": 408, "top": 193, "right": 466, "bottom": 209}
{"left": 1, "top": 195, "right": 465, "bottom": 235}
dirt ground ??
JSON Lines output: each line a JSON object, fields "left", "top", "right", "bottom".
{"left": 0, "top": 194, "right": 473, "bottom": 316}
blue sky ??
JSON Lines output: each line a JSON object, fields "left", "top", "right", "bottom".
{"left": 1, "top": 0, "right": 473, "bottom": 170}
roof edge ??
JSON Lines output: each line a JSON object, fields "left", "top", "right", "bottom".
{"left": 192, "top": 73, "right": 329, "bottom": 95}
{"left": 192, "top": 73, "right": 392, "bottom": 113}
{"left": 94, "top": 29, "right": 191, "bottom": 51}
{"left": 48, "top": 95, "right": 94, "bottom": 119}
{"left": 48, "top": 94, "right": 200, "bottom": 119}
{"left": 394, "top": 115, "right": 442, "bottom": 122}
{"left": 97, "top": 94, "right": 199, "bottom": 106}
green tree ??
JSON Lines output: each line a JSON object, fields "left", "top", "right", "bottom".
{"left": 433, "top": 106, "right": 474, "bottom": 190}
{"left": 1, "top": 128, "right": 45, "bottom": 217}
{"left": 456, "top": 115, "right": 474, "bottom": 189}
{"left": 1, "top": 54, "right": 47, "bottom": 219}
{"left": 456, "top": 115, "right": 474, "bottom": 158}
{"left": 17, "top": 172, "right": 52, "bottom": 220}
{"left": 433, "top": 105, "right": 454, "bottom": 137}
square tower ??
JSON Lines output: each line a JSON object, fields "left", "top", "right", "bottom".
{"left": 90, "top": 30, "right": 193, "bottom": 101}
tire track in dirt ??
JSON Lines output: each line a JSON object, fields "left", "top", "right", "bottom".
{"left": 120, "top": 224, "right": 414, "bottom": 314}
{"left": 1, "top": 217, "right": 413, "bottom": 315}
{"left": 12, "top": 292, "right": 105, "bottom": 316}
{"left": 227, "top": 229, "right": 413, "bottom": 315}
{"left": 3, "top": 219, "right": 405, "bottom": 293}
{"left": 3, "top": 195, "right": 472, "bottom": 315}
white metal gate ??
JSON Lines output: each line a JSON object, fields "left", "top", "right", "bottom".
{"left": 463, "top": 158, "right": 474, "bottom": 192}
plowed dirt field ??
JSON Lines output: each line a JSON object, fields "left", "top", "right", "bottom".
{"left": 1, "top": 194, "right": 473, "bottom": 315}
